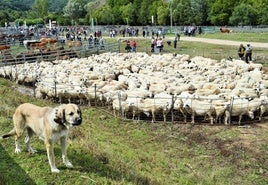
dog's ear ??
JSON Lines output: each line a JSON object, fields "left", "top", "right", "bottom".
{"left": 54, "top": 105, "right": 66, "bottom": 124}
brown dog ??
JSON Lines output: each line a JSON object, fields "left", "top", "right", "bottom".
{"left": 2, "top": 103, "right": 82, "bottom": 173}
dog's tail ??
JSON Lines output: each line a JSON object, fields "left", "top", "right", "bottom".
{"left": 2, "top": 128, "right": 16, "bottom": 139}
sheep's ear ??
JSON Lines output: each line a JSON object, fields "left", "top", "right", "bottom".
{"left": 54, "top": 105, "right": 66, "bottom": 124}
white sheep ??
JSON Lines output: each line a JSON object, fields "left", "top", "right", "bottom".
{"left": 224, "top": 97, "right": 258, "bottom": 125}
{"left": 183, "top": 98, "right": 215, "bottom": 125}
{"left": 259, "top": 95, "right": 268, "bottom": 121}
{"left": 154, "top": 92, "right": 173, "bottom": 122}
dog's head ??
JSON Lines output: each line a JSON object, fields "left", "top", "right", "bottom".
{"left": 54, "top": 104, "right": 82, "bottom": 128}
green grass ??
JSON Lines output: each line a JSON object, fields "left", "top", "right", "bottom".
{"left": 0, "top": 78, "right": 268, "bottom": 184}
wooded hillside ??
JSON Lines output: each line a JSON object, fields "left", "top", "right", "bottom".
{"left": 0, "top": 0, "right": 267, "bottom": 26}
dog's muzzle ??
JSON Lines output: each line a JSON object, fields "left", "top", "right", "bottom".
{"left": 73, "top": 117, "right": 82, "bottom": 126}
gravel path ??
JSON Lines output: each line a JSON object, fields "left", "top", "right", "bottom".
{"left": 180, "top": 36, "right": 268, "bottom": 48}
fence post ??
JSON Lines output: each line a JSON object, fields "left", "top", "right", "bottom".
{"left": 171, "top": 95, "right": 174, "bottom": 124}
{"left": 10, "top": 64, "right": 13, "bottom": 80}
{"left": 54, "top": 81, "right": 57, "bottom": 103}
{"left": 118, "top": 92, "right": 123, "bottom": 117}
{"left": 229, "top": 96, "right": 234, "bottom": 125}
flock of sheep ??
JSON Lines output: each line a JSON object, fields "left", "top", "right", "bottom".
{"left": 0, "top": 52, "right": 267, "bottom": 125}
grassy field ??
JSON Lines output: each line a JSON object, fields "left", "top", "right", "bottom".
{"left": 0, "top": 78, "right": 268, "bottom": 184}
{"left": 111, "top": 32, "right": 268, "bottom": 65}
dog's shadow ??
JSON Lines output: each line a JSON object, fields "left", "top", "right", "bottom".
{"left": 21, "top": 143, "right": 153, "bottom": 184}
{"left": 0, "top": 143, "right": 37, "bottom": 185}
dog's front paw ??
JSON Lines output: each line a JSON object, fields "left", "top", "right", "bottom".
{"left": 51, "top": 168, "right": 60, "bottom": 173}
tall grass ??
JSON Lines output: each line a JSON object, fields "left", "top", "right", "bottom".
{"left": 0, "top": 78, "right": 267, "bottom": 184}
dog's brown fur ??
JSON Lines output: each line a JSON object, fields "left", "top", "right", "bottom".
{"left": 2, "top": 103, "right": 82, "bottom": 173}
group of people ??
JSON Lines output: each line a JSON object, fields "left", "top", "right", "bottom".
{"left": 125, "top": 40, "right": 137, "bottom": 52}
{"left": 151, "top": 37, "right": 164, "bottom": 53}
{"left": 238, "top": 43, "right": 253, "bottom": 63}
{"left": 88, "top": 34, "right": 105, "bottom": 49}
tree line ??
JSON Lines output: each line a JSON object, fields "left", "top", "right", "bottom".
{"left": 0, "top": 0, "right": 267, "bottom": 27}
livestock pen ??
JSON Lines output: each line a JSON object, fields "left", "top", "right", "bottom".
{"left": 0, "top": 52, "right": 267, "bottom": 125}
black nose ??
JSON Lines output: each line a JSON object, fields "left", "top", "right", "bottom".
{"left": 73, "top": 117, "right": 82, "bottom": 125}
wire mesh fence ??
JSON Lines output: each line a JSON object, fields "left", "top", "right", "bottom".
{"left": 9, "top": 78, "right": 266, "bottom": 125}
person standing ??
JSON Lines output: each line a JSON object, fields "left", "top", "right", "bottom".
{"left": 125, "top": 40, "right": 132, "bottom": 52}
{"left": 88, "top": 34, "right": 93, "bottom": 48}
{"left": 176, "top": 31, "right": 181, "bottom": 41}
{"left": 245, "top": 44, "right": 253, "bottom": 63}
{"left": 174, "top": 37, "right": 177, "bottom": 49}
{"left": 238, "top": 44, "right": 245, "bottom": 60}
{"left": 99, "top": 37, "right": 105, "bottom": 49}
{"left": 151, "top": 37, "right": 155, "bottom": 52}
{"left": 131, "top": 40, "right": 137, "bottom": 52}
{"left": 156, "top": 38, "right": 163, "bottom": 52}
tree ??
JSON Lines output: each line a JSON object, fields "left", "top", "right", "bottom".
{"left": 137, "top": 0, "right": 150, "bottom": 25}
{"left": 30, "top": 0, "right": 49, "bottom": 22}
{"left": 0, "top": 0, "right": 34, "bottom": 11}
{"left": 208, "top": 0, "right": 239, "bottom": 25}
{"left": 120, "top": 3, "right": 135, "bottom": 25}
{"left": 1, "top": 0, "right": 268, "bottom": 26}
{"left": 191, "top": 0, "right": 209, "bottom": 25}
{"left": 48, "top": 0, "right": 68, "bottom": 13}
{"left": 172, "top": 0, "right": 193, "bottom": 25}
{"left": 150, "top": 0, "right": 163, "bottom": 25}
{"left": 63, "top": 0, "right": 87, "bottom": 24}
{"left": 93, "top": 5, "right": 114, "bottom": 25}
{"left": 84, "top": 2, "right": 95, "bottom": 25}
{"left": 229, "top": 3, "right": 258, "bottom": 26}
{"left": 259, "top": 5, "right": 268, "bottom": 24}
{"left": 251, "top": 0, "right": 268, "bottom": 25}
{"left": 157, "top": 4, "right": 169, "bottom": 26}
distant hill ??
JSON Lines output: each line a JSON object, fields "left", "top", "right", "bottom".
{"left": 0, "top": 0, "right": 35, "bottom": 11}
{"left": 0, "top": 0, "right": 106, "bottom": 13}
